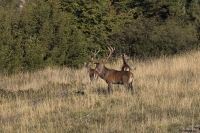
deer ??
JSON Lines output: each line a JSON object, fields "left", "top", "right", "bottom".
{"left": 121, "top": 53, "right": 131, "bottom": 71}
{"left": 121, "top": 53, "right": 137, "bottom": 72}
{"left": 93, "top": 47, "right": 134, "bottom": 94}
{"left": 84, "top": 50, "right": 100, "bottom": 83}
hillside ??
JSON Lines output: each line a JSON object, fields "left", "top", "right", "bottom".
{"left": 1, "top": 0, "right": 200, "bottom": 74}
{"left": 0, "top": 51, "right": 200, "bottom": 132}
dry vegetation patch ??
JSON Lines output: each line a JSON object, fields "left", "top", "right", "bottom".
{"left": 0, "top": 51, "right": 200, "bottom": 132}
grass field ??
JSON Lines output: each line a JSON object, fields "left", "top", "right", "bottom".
{"left": 0, "top": 51, "right": 200, "bottom": 133}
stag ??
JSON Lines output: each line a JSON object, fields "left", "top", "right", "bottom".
{"left": 84, "top": 50, "right": 100, "bottom": 83}
{"left": 94, "top": 47, "right": 134, "bottom": 94}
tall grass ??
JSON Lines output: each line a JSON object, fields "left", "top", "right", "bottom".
{"left": 0, "top": 51, "right": 200, "bottom": 133}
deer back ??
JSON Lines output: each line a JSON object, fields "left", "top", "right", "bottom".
{"left": 95, "top": 62, "right": 133, "bottom": 84}
{"left": 105, "top": 69, "right": 133, "bottom": 84}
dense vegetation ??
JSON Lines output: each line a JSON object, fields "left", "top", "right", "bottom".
{"left": 0, "top": 0, "right": 200, "bottom": 74}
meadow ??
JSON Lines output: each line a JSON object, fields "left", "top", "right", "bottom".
{"left": 0, "top": 51, "right": 200, "bottom": 133}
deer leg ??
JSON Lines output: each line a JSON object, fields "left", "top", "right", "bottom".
{"left": 108, "top": 83, "right": 113, "bottom": 94}
{"left": 124, "top": 83, "right": 129, "bottom": 92}
{"left": 89, "top": 74, "right": 93, "bottom": 83}
{"left": 128, "top": 82, "right": 134, "bottom": 95}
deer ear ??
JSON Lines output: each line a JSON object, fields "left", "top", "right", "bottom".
{"left": 84, "top": 62, "right": 87, "bottom": 65}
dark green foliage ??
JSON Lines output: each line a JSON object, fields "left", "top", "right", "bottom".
{"left": 109, "top": 0, "right": 200, "bottom": 58}
{"left": 110, "top": 16, "right": 199, "bottom": 58}
{"left": 0, "top": 0, "right": 200, "bottom": 74}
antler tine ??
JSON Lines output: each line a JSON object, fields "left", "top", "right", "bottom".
{"left": 89, "top": 55, "right": 94, "bottom": 62}
{"left": 106, "top": 46, "right": 115, "bottom": 60}
{"left": 93, "top": 50, "right": 100, "bottom": 57}
{"left": 91, "top": 49, "right": 100, "bottom": 62}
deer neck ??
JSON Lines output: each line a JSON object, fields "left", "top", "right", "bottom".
{"left": 97, "top": 65, "right": 109, "bottom": 79}
{"left": 122, "top": 57, "right": 127, "bottom": 65}
{"left": 86, "top": 67, "right": 92, "bottom": 73}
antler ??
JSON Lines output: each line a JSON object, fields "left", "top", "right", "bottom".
{"left": 90, "top": 50, "right": 100, "bottom": 63}
{"left": 106, "top": 46, "right": 115, "bottom": 61}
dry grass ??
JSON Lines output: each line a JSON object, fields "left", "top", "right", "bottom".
{"left": 0, "top": 51, "right": 200, "bottom": 133}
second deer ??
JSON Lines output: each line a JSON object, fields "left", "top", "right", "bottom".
{"left": 121, "top": 53, "right": 136, "bottom": 72}
{"left": 84, "top": 50, "right": 100, "bottom": 83}
{"left": 121, "top": 53, "right": 131, "bottom": 71}
{"left": 84, "top": 62, "right": 98, "bottom": 83}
